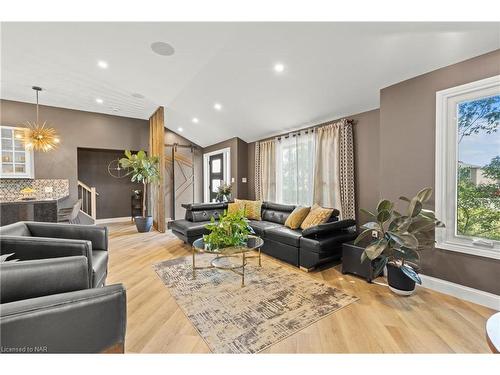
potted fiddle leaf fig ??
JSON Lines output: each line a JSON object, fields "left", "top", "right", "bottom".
{"left": 119, "top": 150, "right": 160, "bottom": 233}
{"left": 354, "top": 187, "right": 444, "bottom": 295}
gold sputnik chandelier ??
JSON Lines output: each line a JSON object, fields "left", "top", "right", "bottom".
{"left": 19, "top": 86, "right": 60, "bottom": 152}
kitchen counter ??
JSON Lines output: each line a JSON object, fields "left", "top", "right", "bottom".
{"left": 0, "top": 196, "right": 67, "bottom": 204}
{"left": 0, "top": 195, "right": 69, "bottom": 226}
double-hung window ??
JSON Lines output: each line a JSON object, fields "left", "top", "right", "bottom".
{"left": 435, "top": 75, "right": 500, "bottom": 259}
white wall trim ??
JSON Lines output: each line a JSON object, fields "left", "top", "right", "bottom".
{"left": 95, "top": 216, "right": 131, "bottom": 224}
{"left": 419, "top": 274, "right": 500, "bottom": 310}
{"left": 203, "top": 147, "right": 231, "bottom": 203}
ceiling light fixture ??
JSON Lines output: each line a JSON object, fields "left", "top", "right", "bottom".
{"left": 177, "top": 127, "right": 183, "bottom": 132}
{"left": 274, "top": 63, "right": 285, "bottom": 73}
{"left": 214, "top": 103, "right": 222, "bottom": 111}
{"left": 20, "top": 86, "right": 60, "bottom": 152}
{"left": 97, "top": 60, "right": 108, "bottom": 69}
{"left": 192, "top": 118, "right": 199, "bottom": 124}
{"left": 95, "top": 98, "right": 103, "bottom": 104}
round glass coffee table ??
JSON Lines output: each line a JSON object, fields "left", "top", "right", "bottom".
{"left": 191, "top": 235, "right": 264, "bottom": 286}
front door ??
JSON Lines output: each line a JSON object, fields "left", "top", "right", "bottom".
{"left": 209, "top": 153, "right": 224, "bottom": 202}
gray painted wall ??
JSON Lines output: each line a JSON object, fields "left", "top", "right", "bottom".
{"left": 1, "top": 99, "right": 149, "bottom": 209}
{"left": 77, "top": 148, "right": 142, "bottom": 219}
{"left": 202, "top": 137, "right": 249, "bottom": 200}
{"left": 379, "top": 49, "right": 500, "bottom": 294}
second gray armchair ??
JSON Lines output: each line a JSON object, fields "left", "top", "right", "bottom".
{"left": 0, "top": 221, "right": 109, "bottom": 287}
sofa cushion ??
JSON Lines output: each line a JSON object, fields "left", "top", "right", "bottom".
{"left": 284, "top": 206, "right": 311, "bottom": 229}
{"left": 261, "top": 202, "right": 296, "bottom": 224}
{"left": 227, "top": 201, "right": 245, "bottom": 215}
{"left": 248, "top": 220, "right": 281, "bottom": 236}
{"left": 300, "top": 204, "right": 334, "bottom": 229}
{"left": 264, "top": 226, "right": 303, "bottom": 247}
{"left": 169, "top": 219, "right": 209, "bottom": 238}
{"left": 183, "top": 202, "right": 228, "bottom": 222}
{"left": 235, "top": 199, "right": 263, "bottom": 220}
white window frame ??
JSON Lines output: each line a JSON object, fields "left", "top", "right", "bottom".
{"left": 0, "top": 125, "right": 35, "bottom": 179}
{"left": 202, "top": 147, "right": 231, "bottom": 203}
{"left": 435, "top": 75, "right": 500, "bottom": 260}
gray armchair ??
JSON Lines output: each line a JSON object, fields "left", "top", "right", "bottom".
{"left": 0, "top": 256, "right": 126, "bottom": 353}
{"left": 0, "top": 221, "right": 108, "bottom": 287}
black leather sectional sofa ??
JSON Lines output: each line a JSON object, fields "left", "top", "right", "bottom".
{"left": 170, "top": 201, "right": 357, "bottom": 270}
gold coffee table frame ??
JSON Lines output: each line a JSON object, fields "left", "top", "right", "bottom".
{"left": 191, "top": 235, "right": 264, "bottom": 286}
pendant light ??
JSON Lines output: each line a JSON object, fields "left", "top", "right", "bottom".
{"left": 19, "top": 86, "right": 60, "bottom": 152}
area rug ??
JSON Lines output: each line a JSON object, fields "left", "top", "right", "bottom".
{"left": 153, "top": 254, "right": 358, "bottom": 353}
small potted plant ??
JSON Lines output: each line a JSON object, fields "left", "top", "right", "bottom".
{"left": 216, "top": 183, "right": 232, "bottom": 202}
{"left": 203, "top": 210, "right": 254, "bottom": 250}
{"left": 354, "top": 187, "right": 444, "bottom": 295}
{"left": 119, "top": 150, "right": 160, "bottom": 233}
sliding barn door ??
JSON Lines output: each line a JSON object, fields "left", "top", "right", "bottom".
{"left": 165, "top": 145, "right": 195, "bottom": 220}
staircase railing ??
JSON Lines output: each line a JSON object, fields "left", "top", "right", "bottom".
{"left": 77, "top": 180, "right": 99, "bottom": 220}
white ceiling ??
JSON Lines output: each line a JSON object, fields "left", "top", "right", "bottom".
{"left": 1, "top": 22, "right": 499, "bottom": 147}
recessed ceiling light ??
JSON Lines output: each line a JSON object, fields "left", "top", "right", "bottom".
{"left": 95, "top": 98, "right": 103, "bottom": 104}
{"left": 177, "top": 127, "right": 183, "bottom": 132}
{"left": 97, "top": 60, "right": 108, "bottom": 69}
{"left": 151, "top": 42, "right": 175, "bottom": 56}
{"left": 192, "top": 118, "right": 199, "bottom": 124}
{"left": 214, "top": 103, "right": 222, "bottom": 111}
{"left": 274, "top": 63, "right": 285, "bottom": 73}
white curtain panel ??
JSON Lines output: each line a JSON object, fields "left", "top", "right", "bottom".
{"left": 313, "top": 119, "right": 355, "bottom": 219}
{"left": 276, "top": 131, "right": 315, "bottom": 206}
{"left": 258, "top": 139, "right": 277, "bottom": 202}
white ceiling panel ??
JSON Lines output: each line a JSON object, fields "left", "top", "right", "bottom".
{"left": 1, "top": 22, "right": 499, "bottom": 146}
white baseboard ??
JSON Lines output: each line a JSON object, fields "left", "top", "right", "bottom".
{"left": 419, "top": 274, "right": 500, "bottom": 310}
{"left": 95, "top": 217, "right": 131, "bottom": 224}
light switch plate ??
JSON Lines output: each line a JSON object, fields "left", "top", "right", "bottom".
{"left": 231, "top": 177, "right": 235, "bottom": 183}
{"left": 242, "top": 177, "right": 247, "bottom": 183}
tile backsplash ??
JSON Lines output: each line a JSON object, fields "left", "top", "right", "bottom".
{"left": 0, "top": 179, "right": 69, "bottom": 201}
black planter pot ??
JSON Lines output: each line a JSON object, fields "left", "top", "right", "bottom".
{"left": 387, "top": 263, "right": 416, "bottom": 295}
{"left": 134, "top": 216, "right": 153, "bottom": 233}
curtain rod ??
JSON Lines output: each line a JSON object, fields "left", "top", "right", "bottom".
{"left": 273, "top": 118, "right": 355, "bottom": 141}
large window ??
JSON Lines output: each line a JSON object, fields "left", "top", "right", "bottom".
{"left": 435, "top": 75, "right": 500, "bottom": 259}
{"left": 276, "top": 132, "right": 315, "bottom": 206}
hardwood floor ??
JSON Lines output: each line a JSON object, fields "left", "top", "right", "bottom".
{"left": 106, "top": 222, "right": 494, "bottom": 353}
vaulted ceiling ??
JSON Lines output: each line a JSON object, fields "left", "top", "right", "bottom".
{"left": 1, "top": 22, "right": 499, "bottom": 146}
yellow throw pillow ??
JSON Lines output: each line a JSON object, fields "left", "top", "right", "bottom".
{"left": 300, "top": 204, "right": 334, "bottom": 230}
{"left": 284, "top": 206, "right": 311, "bottom": 229}
{"left": 235, "top": 199, "right": 263, "bottom": 221}
{"left": 227, "top": 201, "right": 244, "bottom": 215}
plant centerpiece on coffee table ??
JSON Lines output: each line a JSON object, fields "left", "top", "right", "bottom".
{"left": 203, "top": 210, "right": 254, "bottom": 250}
{"left": 354, "top": 187, "right": 444, "bottom": 295}
{"left": 119, "top": 150, "right": 160, "bottom": 233}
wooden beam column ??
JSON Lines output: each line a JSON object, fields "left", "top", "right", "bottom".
{"left": 149, "top": 106, "right": 165, "bottom": 232}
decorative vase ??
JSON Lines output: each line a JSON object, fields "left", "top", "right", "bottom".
{"left": 134, "top": 216, "right": 153, "bottom": 232}
{"left": 387, "top": 263, "right": 416, "bottom": 296}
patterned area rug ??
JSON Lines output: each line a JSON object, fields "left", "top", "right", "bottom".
{"left": 153, "top": 254, "right": 358, "bottom": 353}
